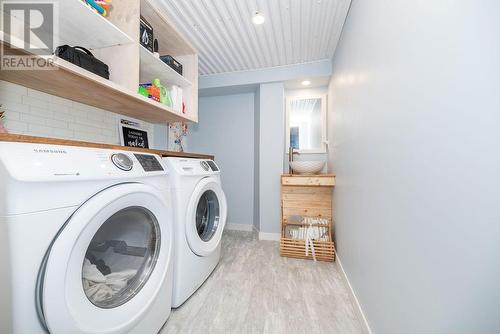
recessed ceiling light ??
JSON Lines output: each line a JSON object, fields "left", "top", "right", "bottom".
{"left": 302, "top": 80, "right": 311, "bottom": 86}
{"left": 252, "top": 12, "right": 265, "bottom": 25}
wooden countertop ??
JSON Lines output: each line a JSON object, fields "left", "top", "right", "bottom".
{"left": 0, "top": 134, "right": 214, "bottom": 160}
{"left": 281, "top": 174, "right": 336, "bottom": 187}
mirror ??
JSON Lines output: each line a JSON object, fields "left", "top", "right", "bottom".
{"left": 286, "top": 95, "right": 327, "bottom": 153}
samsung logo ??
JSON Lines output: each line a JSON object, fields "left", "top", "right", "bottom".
{"left": 34, "top": 148, "right": 67, "bottom": 154}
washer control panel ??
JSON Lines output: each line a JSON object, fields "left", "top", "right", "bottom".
{"left": 134, "top": 154, "right": 164, "bottom": 172}
{"left": 111, "top": 153, "right": 133, "bottom": 171}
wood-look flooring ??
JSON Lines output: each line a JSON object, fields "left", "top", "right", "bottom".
{"left": 160, "top": 230, "right": 365, "bottom": 334}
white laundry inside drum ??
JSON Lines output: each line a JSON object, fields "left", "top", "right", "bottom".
{"left": 81, "top": 207, "right": 161, "bottom": 308}
{"left": 82, "top": 259, "right": 137, "bottom": 303}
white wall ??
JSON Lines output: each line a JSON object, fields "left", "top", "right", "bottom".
{"left": 258, "top": 82, "right": 285, "bottom": 234}
{"left": 0, "top": 80, "right": 164, "bottom": 147}
{"left": 189, "top": 93, "right": 255, "bottom": 228}
{"left": 328, "top": 1, "right": 500, "bottom": 333}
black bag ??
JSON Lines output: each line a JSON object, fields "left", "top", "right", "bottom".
{"left": 55, "top": 45, "right": 110, "bottom": 79}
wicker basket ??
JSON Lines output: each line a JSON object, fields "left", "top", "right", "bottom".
{"left": 280, "top": 237, "right": 335, "bottom": 262}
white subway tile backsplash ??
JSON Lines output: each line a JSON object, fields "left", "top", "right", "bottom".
{"left": 0, "top": 81, "right": 27, "bottom": 95}
{"left": 3, "top": 110, "right": 20, "bottom": 121}
{"left": 22, "top": 95, "right": 49, "bottom": 109}
{"left": 0, "top": 80, "right": 157, "bottom": 145}
{"left": 68, "top": 122, "right": 100, "bottom": 134}
{"left": 48, "top": 102, "right": 71, "bottom": 114}
{"left": 1, "top": 101, "right": 30, "bottom": 113}
{"left": 101, "top": 128, "right": 115, "bottom": 137}
{"left": 50, "top": 95, "right": 73, "bottom": 107}
{"left": 30, "top": 106, "right": 53, "bottom": 118}
{"left": 0, "top": 92, "right": 23, "bottom": 104}
{"left": 53, "top": 112, "right": 76, "bottom": 122}
{"left": 4, "top": 119, "right": 28, "bottom": 132}
{"left": 28, "top": 123, "right": 53, "bottom": 136}
{"left": 20, "top": 113, "right": 47, "bottom": 126}
{"left": 52, "top": 128, "right": 74, "bottom": 139}
{"left": 27, "top": 88, "right": 53, "bottom": 102}
{"left": 46, "top": 118, "right": 68, "bottom": 129}
{"left": 70, "top": 108, "right": 88, "bottom": 118}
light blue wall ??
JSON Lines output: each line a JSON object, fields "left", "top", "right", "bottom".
{"left": 188, "top": 93, "right": 255, "bottom": 227}
{"left": 258, "top": 82, "right": 285, "bottom": 234}
{"left": 328, "top": 0, "right": 500, "bottom": 333}
{"left": 193, "top": 64, "right": 328, "bottom": 235}
{"left": 253, "top": 88, "right": 261, "bottom": 230}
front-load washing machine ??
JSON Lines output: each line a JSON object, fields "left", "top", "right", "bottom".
{"left": 163, "top": 157, "right": 227, "bottom": 307}
{"left": 0, "top": 142, "right": 174, "bottom": 334}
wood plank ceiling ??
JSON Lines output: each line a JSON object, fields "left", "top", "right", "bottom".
{"left": 155, "top": 0, "right": 351, "bottom": 76}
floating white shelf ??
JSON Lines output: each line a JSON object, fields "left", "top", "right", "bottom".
{"left": 60, "top": 0, "right": 134, "bottom": 49}
{"left": 2, "top": 0, "right": 133, "bottom": 50}
{"left": 139, "top": 45, "right": 192, "bottom": 87}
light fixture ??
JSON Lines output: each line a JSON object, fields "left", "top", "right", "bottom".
{"left": 252, "top": 11, "right": 265, "bottom": 25}
{"left": 301, "top": 80, "right": 311, "bottom": 86}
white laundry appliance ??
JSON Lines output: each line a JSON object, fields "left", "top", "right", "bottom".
{"left": 0, "top": 142, "right": 174, "bottom": 334}
{"left": 163, "top": 157, "right": 227, "bottom": 307}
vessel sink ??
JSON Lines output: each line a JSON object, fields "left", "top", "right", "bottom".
{"left": 289, "top": 161, "right": 325, "bottom": 174}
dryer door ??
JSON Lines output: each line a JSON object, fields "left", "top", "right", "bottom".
{"left": 185, "top": 177, "right": 227, "bottom": 256}
{"left": 39, "top": 183, "right": 172, "bottom": 334}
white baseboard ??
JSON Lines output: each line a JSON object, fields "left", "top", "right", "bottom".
{"left": 258, "top": 232, "right": 281, "bottom": 241}
{"left": 225, "top": 223, "right": 254, "bottom": 232}
{"left": 336, "top": 255, "right": 373, "bottom": 334}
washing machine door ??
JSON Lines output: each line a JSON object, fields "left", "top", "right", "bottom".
{"left": 39, "top": 183, "right": 172, "bottom": 334}
{"left": 185, "top": 177, "right": 227, "bottom": 257}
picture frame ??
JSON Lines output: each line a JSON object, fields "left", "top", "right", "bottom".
{"left": 118, "top": 119, "right": 151, "bottom": 149}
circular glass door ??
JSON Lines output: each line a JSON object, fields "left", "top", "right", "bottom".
{"left": 186, "top": 178, "right": 227, "bottom": 257}
{"left": 82, "top": 206, "right": 161, "bottom": 309}
{"left": 40, "top": 184, "right": 172, "bottom": 334}
{"left": 195, "top": 190, "right": 220, "bottom": 242}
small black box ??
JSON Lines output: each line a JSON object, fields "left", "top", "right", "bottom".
{"left": 140, "top": 17, "right": 154, "bottom": 52}
{"left": 160, "top": 55, "right": 183, "bottom": 76}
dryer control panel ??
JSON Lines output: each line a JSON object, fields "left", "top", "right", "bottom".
{"left": 165, "top": 158, "right": 220, "bottom": 176}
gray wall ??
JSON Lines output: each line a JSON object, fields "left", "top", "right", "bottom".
{"left": 189, "top": 93, "right": 255, "bottom": 228}
{"left": 258, "top": 82, "right": 285, "bottom": 234}
{"left": 328, "top": 1, "right": 500, "bottom": 333}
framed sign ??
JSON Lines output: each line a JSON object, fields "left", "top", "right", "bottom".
{"left": 119, "top": 120, "right": 150, "bottom": 149}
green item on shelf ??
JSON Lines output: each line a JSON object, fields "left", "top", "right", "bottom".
{"left": 153, "top": 78, "right": 173, "bottom": 107}
{"left": 138, "top": 85, "right": 149, "bottom": 97}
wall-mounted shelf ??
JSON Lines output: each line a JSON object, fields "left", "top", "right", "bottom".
{"left": 0, "top": 50, "right": 194, "bottom": 123}
{"left": 139, "top": 45, "right": 192, "bottom": 87}
{"left": 0, "top": 0, "right": 199, "bottom": 124}
{"left": 2, "top": 0, "right": 133, "bottom": 49}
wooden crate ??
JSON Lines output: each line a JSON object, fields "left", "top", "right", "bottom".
{"left": 280, "top": 174, "right": 336, "bottom": 262}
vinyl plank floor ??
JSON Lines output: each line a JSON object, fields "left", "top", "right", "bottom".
{"left": 160, "top": 230, "right": 365, "bottom": 334}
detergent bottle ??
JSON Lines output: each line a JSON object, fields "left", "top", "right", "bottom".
{"left": 153, "top": 79, "right": 173, "bottom": 107}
